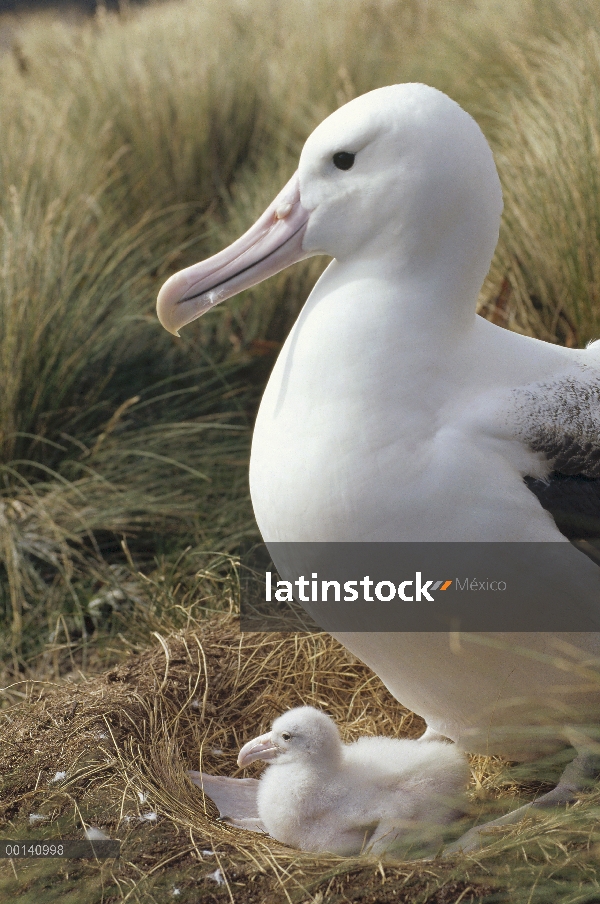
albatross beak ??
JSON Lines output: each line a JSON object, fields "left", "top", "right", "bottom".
{"left": 156, "top": 171, "right": 311, "bottom": 336}
{"left": 237, "top": 731, "right": 279, "bottom": 768}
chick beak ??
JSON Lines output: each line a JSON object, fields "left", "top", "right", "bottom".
{"left": 237, "top": 731, "right": 280, "bottom": 768}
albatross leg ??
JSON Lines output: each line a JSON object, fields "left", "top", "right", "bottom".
{"left": 444, "top": 749, "right": 600, "bottom": 855}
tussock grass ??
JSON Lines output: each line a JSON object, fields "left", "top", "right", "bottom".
{"left": 2, "top": 0, "right": 600, "bottom": 900}
{"left": 4, "top": 0, "right": 600, "bottom": 659}
{"left": 477, "top": 14, "right": 600, "bottom": 344}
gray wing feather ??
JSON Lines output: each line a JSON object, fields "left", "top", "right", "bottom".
{"left": 513, "top": 365, "right": 600, "bottom": 540}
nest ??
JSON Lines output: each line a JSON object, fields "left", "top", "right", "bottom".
{"left": 0, "top": 614, "right": 507, "bottom": 901}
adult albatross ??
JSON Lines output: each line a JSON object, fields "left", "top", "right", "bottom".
{"left": 157, "top": 84, "right": 600, "bottom": 851}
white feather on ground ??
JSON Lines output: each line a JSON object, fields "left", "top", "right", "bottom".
{"left": 190, "top": 706, "right": 468, "bottom": 857}
{"left": 84, "top": 827, "right": 111, "bottom": 841}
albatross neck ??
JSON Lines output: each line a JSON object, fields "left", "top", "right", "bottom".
{"left": 310, "top": 250, "right": 480, "bottom": 346}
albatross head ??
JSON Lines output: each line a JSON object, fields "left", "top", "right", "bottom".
{"left": 237, "top": 706, "right": 341, "bottom": 768}
{"left": 157, "top": 83, "right": 503, "bottom": 336}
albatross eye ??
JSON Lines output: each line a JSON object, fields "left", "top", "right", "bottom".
{"left": 332, "top": 151, "right": 355, "bottom": 171}
{"left": 281, "top": 731, "right": 291, "bottom": 741}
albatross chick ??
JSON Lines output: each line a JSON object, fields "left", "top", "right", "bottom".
{"left": 235, "top": 706, "right": 468, "bottom": 857}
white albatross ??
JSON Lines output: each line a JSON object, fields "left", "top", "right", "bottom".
{"left": 158, "top": 84, "right": 600, "bottom": 851}
{"left": 191, "top": 706, "right": 469, "bottom": 857}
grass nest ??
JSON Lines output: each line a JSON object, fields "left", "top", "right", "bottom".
{"left": 1, "top": 614, "right": 599, "bottom": 903}
{"left": 0, "top": 612, "right": 501, "bottom": 902}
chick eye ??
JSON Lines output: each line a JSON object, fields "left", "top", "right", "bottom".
{"left": 281, "top": 731, "right": 291, "bottom": 741}
{"left": 333, "top": 151, "right": 355, "bottom": 171}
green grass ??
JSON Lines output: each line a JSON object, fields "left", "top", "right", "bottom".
{"left": 2, "top": 0, "right": 600, "bottom": 900}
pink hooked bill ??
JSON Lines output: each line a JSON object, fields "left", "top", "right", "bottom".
{"left": 237, "top": 731, "right": 280, "bottom": 768}
{"left": 156, "top": 172, "right": 310, "bottom": 336}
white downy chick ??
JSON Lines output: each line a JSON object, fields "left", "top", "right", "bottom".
{"left": 237, "top": 706, "right": 469, "bottom": 857}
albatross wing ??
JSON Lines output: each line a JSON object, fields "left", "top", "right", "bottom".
{"left": 188, "top": 771, "right": 267, "bottom": 833}
{"left": 512, "top": 346, "right": 600, "bottom": 542}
